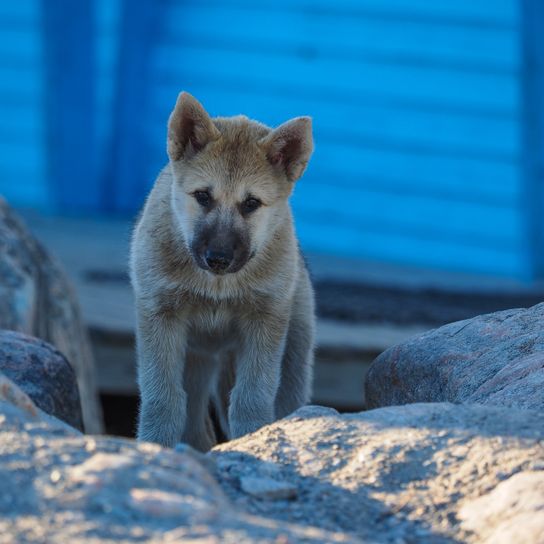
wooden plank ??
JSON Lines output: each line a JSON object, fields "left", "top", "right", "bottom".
{"left": 0, "top": 2, "right": 46, "bottom": 210}
{"left": 0, "top": 1, "right": 39, "bottom": 22}
{"left": 291, "top": 184, "right": 522, "bottom": 247}
{"left": 295, "top": 217, "right": 525, "bottom": 277}
{"left": 0, "top": 104, "right": 43, "bottom": 139}
{"left": 165, "top": 4, "right": 519, "bottom": 70}
{"left": 151, "top": 85, "right": 520, "bottom": 159}
{"left": 0, "top": 182, "right": 50, "bottom": 209}
{"left": 0, "top": 144, "right": 45, "bottom": 180}
{"left": 521, "top": 0, "right": 544, "bottom": 280}
{"left": 147, "top": 138, "right": 520, "bottom": 205}
{"left": 310, "top": 142, "right": 520, "bottom": 201}
{"left": 0, "top": 66, "right": 42, "bottom": 94}
{"left": 42, "top": 0, "right": 98, "bottom": 211}
{"left": 0, "top": 29, "right": 40, "bottom": 60}
{"left": 109, "top": 0, "right": 160, "bottom": 212}
{"left": 162, "top": 0, "right": 519, "bottom": 28}
{"left": 154, "top": 45, "right": 519, "bottom": 113}
{"left": 0, "top": 155, "right": 49, "bottom": 208}
{"left": 94, "top": 0, "right": 122, "bottom": 195}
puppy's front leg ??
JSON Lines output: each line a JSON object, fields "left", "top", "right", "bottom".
{"left": 229, "top": 315, "right": 286, "bottom": 439}
{"left": 136, "top": 305, "right": 187, "bottom": 448}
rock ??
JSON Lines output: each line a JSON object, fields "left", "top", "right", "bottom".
{"left": 0, "top": 385, "right": 357, "bottom": 543}
{"left": 0, "top": 199, "right": 102, "bottom": 432}
{"left": 174, "top": 441, "right": 217, "bottom": 474}
{"left": 0, "top": 373, "right": 39, "bottom": 418}
{"left": 213, "top": 403, "right": 544, "bottom": 543}
{"left": 3, "top": 367, "right": 542, "bottom": 543}
{"left": 459, "top": 471, "right": 544, "bottom": 544}
{"left": 365, "top": 303, "right": 544, "bottom": 411}
{"left": 240, "top": 476, "right": 298, "bottom": 500}
{"left": 0, "top": 331, "right": 83, "bottom": 430}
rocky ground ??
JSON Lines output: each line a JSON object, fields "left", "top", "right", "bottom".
{"left": 0, "top": 202, "right": 543, "bottom": 543}
{"left": 1, "top": 373, "right": 542, "bottom": 543}
{"left": 365, "top": 303, "right": 544, "bottom": 411}
{"left": 0, "top": 198, "right": 102, "bottom": 432}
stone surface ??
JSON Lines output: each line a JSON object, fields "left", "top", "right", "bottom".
{"left": 458, "top": 471, "right": 544, "bottom": 544}
{"left": 0, "top": 198, "right": 102, "bottom": 432}
{"left": 213, "top": 404, "right": 544, "bottom": 544}
{"left": 0, "top": 331, "right": 83, "bottom": 430}
{"left": 2, "top": 372, "right": 542, "bottom": 543}
{"left": 365, "top": 303, "right": 544, "bottom": 411}
{"left": 0, "top": 373, "right": 39, "bottom": 418}
{"left": 240, "top": 476, "right": 298, "bottom": 500}
{"left": 0, "top": 383, "right": 357, "bottom": 543}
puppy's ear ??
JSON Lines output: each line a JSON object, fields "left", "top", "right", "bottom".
{"left": 259, "top": 117, "right": 313, "bottom": 182}
{"left": 167, "top": 92, "right": 220, "bottom": 161}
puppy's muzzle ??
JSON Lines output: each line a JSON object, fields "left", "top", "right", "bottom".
{"left": 205, "top": 249, "right": 232, "bottom": 273}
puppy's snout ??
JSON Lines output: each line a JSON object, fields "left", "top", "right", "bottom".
{"left": 205, "top": 249, "right": 233, "bottom": 272}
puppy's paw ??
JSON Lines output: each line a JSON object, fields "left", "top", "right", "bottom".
{"left": 138, "top": 401, "right": 186, "bottom": 448}
{"left": 229, "top": 417, "right": 272, "bottom": 440}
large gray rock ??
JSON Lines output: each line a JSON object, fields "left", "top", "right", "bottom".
{"left": 0, "top": 199, "right": 102, "bottom": 432}
{"left": 0, "top": 379, "right": 356, "bottom": 543}
{"left": 459, "top": 471, "right": 544, "bottom": 544}
{"left": 214, "top": 404, "right": 544, "bottom": 543}
{"left": 0, "top": 330, "right": 83, "bottom": 430}
{"left": 2, "top": 374, "right": 542, "bottom": 543}
{"left": 365, "top": 303, "right": 544, "bottom": 411}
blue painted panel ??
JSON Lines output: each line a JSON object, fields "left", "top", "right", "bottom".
{"left": 165, "top": 4, "right": 520, "bottom": 70}
{"left": 292, "top": 182, "right": 522, "bottom": 243}
{"left": 0, "top": 0, "right": 532, "bottom": 278}
{"left": 155, "top": 45, "right": 519, "bottom": 113}
{"left": 95, "top": 0, "right": 122, "bottom": 193}
{"left": 0, "top": 103, "right": 43, "bottom": 140}
{"left": 0, "top": 2, "right": 39, "bottom": 21}
{"left": 119, "top": 0, "right": 525, "bottom": 276}
{"left": 0, "top": 0, "right": 48, "bottom": 209}
{"left": 0, "top": 29, "right": 41, "bottom": 60}
{"left": 152, "top": 86, "right": 520, "bottom": 158}
{"left": 109, "top": 0, "right": 161, "bottom": 212}
{"left": 0, "top": 65, "right": 43, "bottom": 95}
{"left": 521, "top": 0, "right": 544, "bottom": 279}
{"left": 296, "top": 218, "right": 525, "bottom": 277}
{"left": 42, "top": 0, "right": 97, "bottom": 212}
{"left": 147, "top": 136, "right": 520, "bottom": 206}
{"left": 189, "top": 0, "right": 519, "bottom": 26}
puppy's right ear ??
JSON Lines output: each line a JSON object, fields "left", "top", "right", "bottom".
{"left": 167, "top": 92, "right": 220, "bottom": 161}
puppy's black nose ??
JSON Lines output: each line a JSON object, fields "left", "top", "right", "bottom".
{"left": 205, "top": 249, "right": 232, "bottom": 272}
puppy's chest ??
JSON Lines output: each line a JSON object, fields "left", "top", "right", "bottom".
{"left": 186, "top": 300, "right": 241, "bottom": 352}
{"left": 189, "top": 303, "right": 232, "bottom": 332}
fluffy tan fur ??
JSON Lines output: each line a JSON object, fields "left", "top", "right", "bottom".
{"left": 130, "top": 92, "right": 315, "bottom": 450}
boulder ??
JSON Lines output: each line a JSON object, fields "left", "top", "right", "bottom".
{"left": 365, "top": 303, "right": 544, "bottom": 411}
{"left": 459, "top": 471, "right": 544, "bottom": 544}
{"left": 0, "top": 382, "right": 356, "bottom": 543}
{"left": 0, "top": 199, "right": 102, "bottom": 432}
{"left": 2, "top": 375, "right": 542, "bottom": 543}
{"left": 214, "top": 404, "right": 544, "bottom": 543}
{"left": 0, "top": 330, "right": 83, "bottom": 430}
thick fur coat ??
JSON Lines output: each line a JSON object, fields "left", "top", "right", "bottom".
{"left": 130, "top": 92, "right": 315, "bottom": 450}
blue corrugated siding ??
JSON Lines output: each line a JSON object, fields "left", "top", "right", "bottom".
{"left": 95, "top": 0, "right": 122, "bottom": 193}
{"left": 117, "top": 0, "right": 525, "bottom": 276}
{"left": 0, "top": 0, "right": 538, "bottom": 279}
{"left": 0, "top": 1, "right": 48, "bottom": 208}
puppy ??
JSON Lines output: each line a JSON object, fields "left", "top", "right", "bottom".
{"left": 130, "top": 92, "right": 315, "bottom": 451}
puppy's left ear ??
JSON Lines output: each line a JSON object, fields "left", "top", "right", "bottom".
{"left": 167, "top": 92, "right": 220, "bottom": 161}
{"left": 259, "top": 117, "right": 314, "bottom": 182}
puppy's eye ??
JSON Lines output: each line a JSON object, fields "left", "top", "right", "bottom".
{"left": 194, "top": 190, "right": 212, "bottom": 207}
{"left": 241, "top": 197, "right": 262, "bottom": 215}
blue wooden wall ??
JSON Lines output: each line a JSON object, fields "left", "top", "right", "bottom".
{"left": 0, "top": 1, "right": 48, "bottom": 208}
{"left": 0, "top": 0, "right": 542, "bottom": 280}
